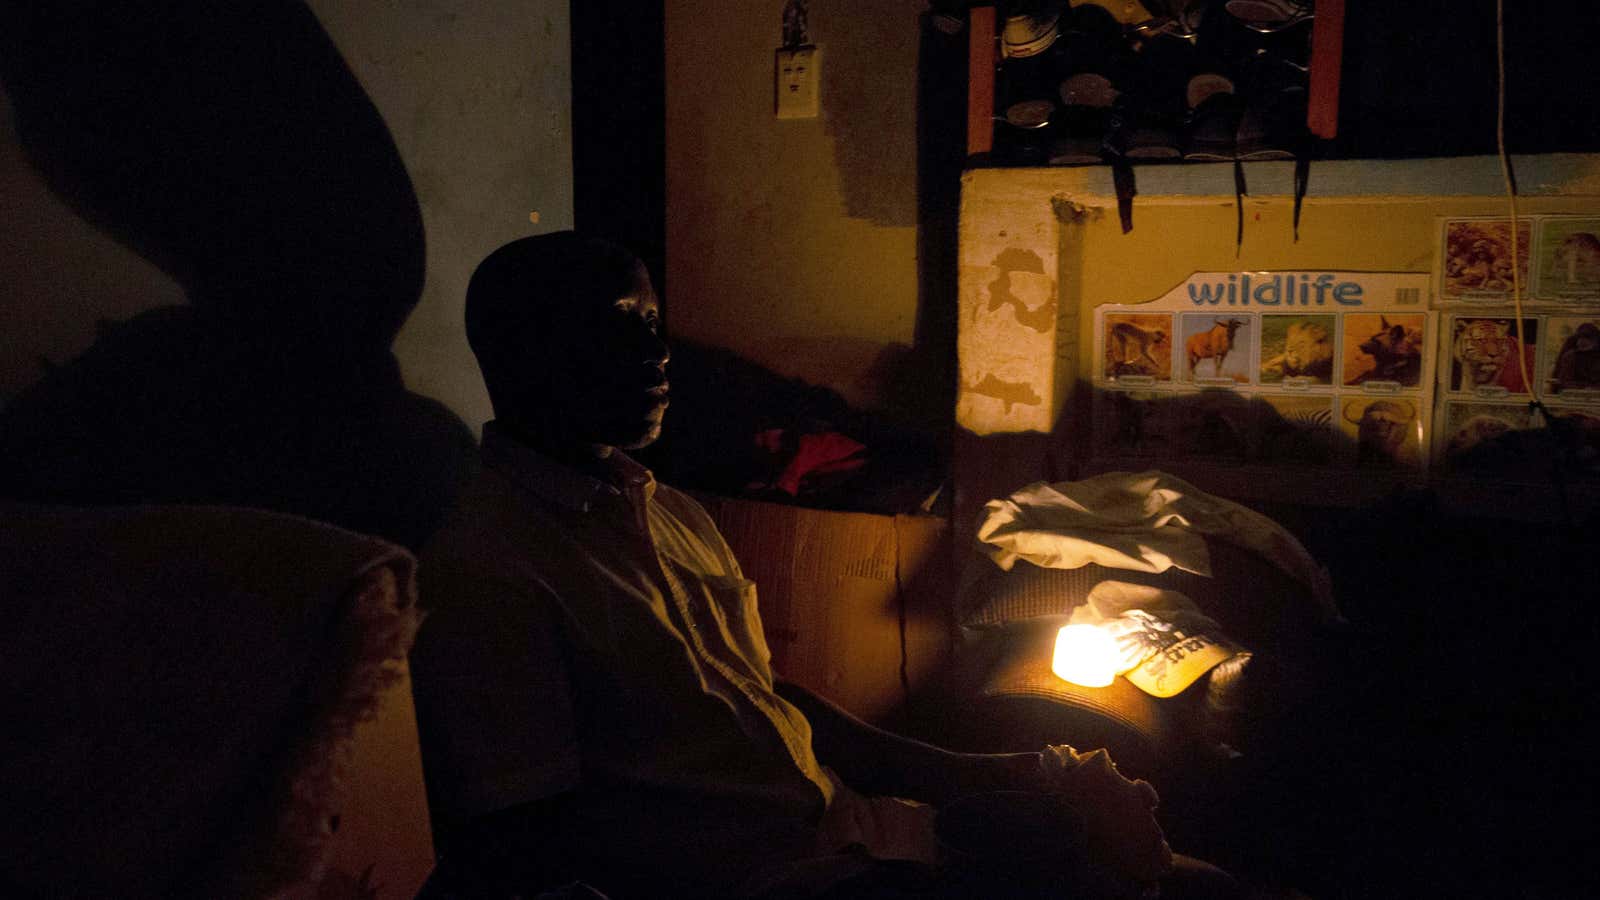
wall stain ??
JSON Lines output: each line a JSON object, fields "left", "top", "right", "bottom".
{"left": 962, "top": 373, "right": 1043, "bottom": 412}
{"left": 818, "top": 0, "right": 918, "bottom": 226}
{"left": 986, "top": 247, "right": 1055, "bottom": 333}
{"left": 1051, "top": 196, "right": 1102, "bottom": 224}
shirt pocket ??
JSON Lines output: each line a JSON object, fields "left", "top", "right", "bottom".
{"left": 703, "top": 574, "right": 775, "bottom": 680}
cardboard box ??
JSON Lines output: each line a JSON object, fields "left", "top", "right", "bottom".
{"left": 699, "top": 496, "right": 954, "bottom": 724}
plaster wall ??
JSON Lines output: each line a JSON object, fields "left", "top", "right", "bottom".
{"left": 0, "top": 0, "right": 573, "bottom": 431}
{"left": 665, "top": 0, "right": 924, "bottom": 410}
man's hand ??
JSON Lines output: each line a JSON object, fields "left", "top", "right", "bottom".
{"left": 774, "top": 679, "right": 1045, "bottom": 806}
{"left": 1039, "top": 744, "right": 1173, "bottom": 895}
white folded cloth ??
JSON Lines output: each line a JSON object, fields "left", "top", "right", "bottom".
{"left": 976, "top": 470, "right": 1341, "bottom": 624}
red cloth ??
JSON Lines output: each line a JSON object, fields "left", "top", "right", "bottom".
{"left": 756, "top": 430, "right": 868, "bottom": 496}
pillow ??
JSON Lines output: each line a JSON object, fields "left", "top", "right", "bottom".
{"left": 0, "top": 503, "right": 419, "bottom": 899}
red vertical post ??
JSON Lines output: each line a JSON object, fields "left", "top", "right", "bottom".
{"left": 968, "top": 4, "right": 996, "bottom": 156}
{"left": 1307, "top": 0, "right": 1346, "bottom": 139}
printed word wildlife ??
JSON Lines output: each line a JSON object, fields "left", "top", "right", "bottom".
{"left": 1188, "top": 273, "right": 1364, "bottom": 307}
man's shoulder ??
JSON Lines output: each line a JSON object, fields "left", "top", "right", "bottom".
{"left": 420, "top": 466, "right": 550, "bottom": 570}
{"left": 649, "top": 479, "right": 702, "bottom": 511}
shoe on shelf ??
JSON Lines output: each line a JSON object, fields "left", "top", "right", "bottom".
{"left": 1182, "top": 73, "right": 1243, "bottom": 161}
{"left": 1224, "top": 0, "right": 1313, "bottom": 34}
{"left": 1106, "top": 100, "right": 1183, "bottom": 161}
{"left": 1235, "top": 82, "right": 1307, "bottom": 161}
{"left": 1049, "top": 72, "right": 1118, "bottom": 165}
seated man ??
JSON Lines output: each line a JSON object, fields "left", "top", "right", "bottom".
{"left": 410, "top": 232, "right": 1236, "bottom": 899}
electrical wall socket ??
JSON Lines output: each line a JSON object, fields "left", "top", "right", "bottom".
{"left": 775, "top": 45, "right": 820, "bottom": 119}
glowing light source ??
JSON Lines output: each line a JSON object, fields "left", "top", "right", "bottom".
{"left": 1051, "top": 624, "right": 1121, "bottom": 688}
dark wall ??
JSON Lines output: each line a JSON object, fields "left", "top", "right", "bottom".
{"left": 1337, "top": 0, "right": 1598, "bottom": 159}
{"left": 571, "top": 0, "right": 666, "bottom": 296}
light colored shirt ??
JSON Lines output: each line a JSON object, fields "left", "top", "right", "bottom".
{"left": 410, "top": 424, "right": 838, "bottom": 892}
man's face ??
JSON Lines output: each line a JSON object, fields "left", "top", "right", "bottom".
{"left": 539, "top": 263, "right": 670, "bottom": 451}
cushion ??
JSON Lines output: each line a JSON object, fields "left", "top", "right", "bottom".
{"left": 0, "top": 503, "right": 419, "bottom": 899}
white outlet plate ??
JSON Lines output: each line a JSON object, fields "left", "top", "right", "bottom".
{"left": 775, "top": 45, "right": 820, "bottom": 119}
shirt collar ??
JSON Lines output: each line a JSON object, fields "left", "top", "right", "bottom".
{"left": 481, "top": 421, "right": 656, "bottom": 513}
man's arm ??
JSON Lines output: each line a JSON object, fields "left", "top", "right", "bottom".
{"left": 774, "top": 680, "right": 1045, "bottom": 807}
{"left": 778, "top": 682, "right": 1176, "bottom": 892}
{"left": 409, "top": 562, "right": 587, "bottom": 895}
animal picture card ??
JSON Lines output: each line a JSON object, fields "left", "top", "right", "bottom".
{"left": 1534, "top": 217, "right": 1600, "bottom": 303}
{"left": 1437, "top": 401, "right": 1534, "bottom": 472}
{"left": 1447, "top": 316, "right": 1537, "bottom": 396}
{"left": 1259, "top": 314, "right": 1336, "bottom": 386}
{"left": 1180, "top": 314, "right": 1252, "bottom": 384}
{"left": 1092, "top": 389, "right": 1182, "bottom": 458}
{"left": 1342, "top": 313, "right": 1427, "bottom": 390}
{"left": 1175, "top": 389, "right": 1252, "bottom": 460}
{"left": 1546, "top": 409, "right": 1600, "bottom": 478}
{"left": 1102, "top": 313, "right": 1174, "bottom": 382}
{"left": 1339, "top": 396, "right": 1423, "bottom": 469}
{"left": 1437, "top": 218, "right": 1534, "bottom": 304}
{"left": 1255, "top": 395, "right": 1337, "bottom": 465}
{"left": 1544, "top": 316, "right": 1600, "bottom": 398}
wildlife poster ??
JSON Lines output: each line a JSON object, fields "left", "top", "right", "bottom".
{"left": 1534, "top": 217, "right": 1600, "bottom": 303}
{"left": 1543, "top": 316, "right": 1600, "bottom": 399}
{"left": 1259, "top": 314, "right": 1336, "bottom": 386}
{"left": 1446, "top": 316, "right": 1538, "bottom": 396}
{"left": 1090, "top": 271, "right": 1436, "bottom": 474}
{"left": 1102, "top": 313, "right": 1174, "bottom": 382}
{"left": 1338, "top": 397, "right": 1424, "bottom": 470}
{"left": 1255, "top": 395, "right": 1337, "bottom": 465}
{"left": 1340, "top": 313, "right": 1428, "bottom": 390}
{"left": 1437, "top": 217, "right": 1534, "bottom": 304}
{"left": 1179, "top": 314, "right": 1252, "bottom": 384}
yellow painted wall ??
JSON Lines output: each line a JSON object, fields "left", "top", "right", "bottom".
{"left": 957, "top": 158, "right": 1600, "bottom": 436}
{"left": 665, "top": 0, "right": 924, "bottom": 410}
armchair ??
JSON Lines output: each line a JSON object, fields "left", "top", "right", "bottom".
{"left": 0, "top": 502, "right": 433, "bottom": 899}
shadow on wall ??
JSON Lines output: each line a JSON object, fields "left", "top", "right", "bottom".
{"left": 1081, "top": 387, "right": 1599, "bottom": 482}
{"left": 0, "top": 1, "right": 475, "bottom": 551}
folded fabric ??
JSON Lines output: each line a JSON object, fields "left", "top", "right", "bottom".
{"left": 975, "top": 470, "right": 1340, "bottom": 623}
{"left": 1068, "top": 581, "right": 1252, "bottom": 699}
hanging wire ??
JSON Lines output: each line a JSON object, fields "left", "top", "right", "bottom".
{"left": 1495, "top": 0, "right": 1537, "bottom": 409}
{"left": 1496, "top": 0, "right": 1579, "bottom": 525}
